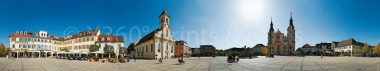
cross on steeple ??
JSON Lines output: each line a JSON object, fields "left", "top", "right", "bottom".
{"left": 290, "top": 12, "right": 292, "bottom": 17}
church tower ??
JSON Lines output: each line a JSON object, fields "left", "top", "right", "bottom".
{"left": 268, "top": 17, "right": 275, "bottom": 54}
{"left": 159, "top": 10, "right": 172, "bottom": 37}
{"left": 287, "top": 13, "right": 295, "bottom": 54}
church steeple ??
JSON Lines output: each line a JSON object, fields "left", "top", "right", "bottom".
{"left": 159, "top": 10, "right": 170, "bottom": 29}
{"left": 270, "top": 17, "right": 274, "bottom": 31}
{"left": 289, "top": 12, "right": 294, "bottom": 28}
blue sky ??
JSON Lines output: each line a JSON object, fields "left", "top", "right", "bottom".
{"left": 0, "top": 0, "right": 379, "bottom": 49}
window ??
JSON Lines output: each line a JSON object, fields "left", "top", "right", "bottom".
{"left": 161, "top": 18, "right": 164, "bottom": 23}
{"left": 12, "top": 44, "right": 15, "bottom": 48}
{"left": 101, "top": 37, "right": 105, "bottom": 41}
{"left": 166, "top": 43, "right": 168, "bottom": 50}
{"left": 23, "top": 44, "right": 26, "bottom": 48}
{"left": 16, "top": 31, "right": 19, "bottom": 35}
{"left": 166, "top": 18, "right": 168, "bottom": 23}
{"left": 151, "top": 44, "right": 154, "bottom": 53}
{"left": 171, "top": 46, "right": 173, "bottom": 53}
{"left": 91, "top": 37, "right": 94, "bottom": 41}
{"left": 146, "top": 45, "right": 148, "bottom": 53}
{"left": 11, "top": 38, "right": 16, "bottom": 41}
{"left": 158, "top": 43, "right": 160, "bottom": 52}
{"left": 107, "top": 37, "right": 110, "bottom": 41}
{"left": 98, "top": 44, "right": 101, "bottom": 49}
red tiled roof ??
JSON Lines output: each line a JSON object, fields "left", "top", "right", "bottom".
{"left": 8, "top": 32, "right": 33, "bottom": 37}
{"left": 302, "top": 44, "right": 316, "bottom": 48}
{"left": 96, "top": 34, "right": 124, "bottom": 43}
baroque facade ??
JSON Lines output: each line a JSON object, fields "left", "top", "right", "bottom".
{"left": 134, "top": 10, "right": 175, "bottom": 59}
{"left": 267, "top": 15, "right": 296, "bottom": 55}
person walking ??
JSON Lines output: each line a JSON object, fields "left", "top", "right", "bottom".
{"left": 321, "top": 54, "right": 323, "bottom": 59}
{"left": 159, "top": 58, "right": 163, "bottom": 64}
{"left": 237, "top": 56, "right": 240, "bottom": 62}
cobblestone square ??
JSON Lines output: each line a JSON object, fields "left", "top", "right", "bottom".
{"left": 0, "top": 56, "right": 379, "bottom": 71}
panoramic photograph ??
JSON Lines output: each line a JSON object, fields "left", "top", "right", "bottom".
{"left": 0, "top": 0, "right": 379, "bottom": 71}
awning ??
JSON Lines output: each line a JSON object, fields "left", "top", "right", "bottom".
{"left": 325, "top": 51, "right": 333, "bottom": 53}
{"left": 57, "top": 51, "right": 88, "bottom": 54}
{"left": 90, "top": 51, "right": 105, "bottom": 54}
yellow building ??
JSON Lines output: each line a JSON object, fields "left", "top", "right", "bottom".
{"left": 134, "top": 10, "right": 175, "bottom": 59}
{"left": 8, "top": 29, "right": 124, "bottom": 58}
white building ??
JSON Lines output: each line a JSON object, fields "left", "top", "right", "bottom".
{"left": 8, "top": 29, "right": 125, "bottom": 58}
{"left": 96, "top": 34, "right": 124, "bottom": 58}
{"left": 334, "top": 38, "right": 365, "bottom": 56}
{"left": 134, "top": 10, "right": 175, "bottom": 59}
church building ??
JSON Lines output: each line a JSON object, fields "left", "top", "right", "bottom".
{"left": 267, "top": 14, "right": 296, "bottom": 55}
{"left": 134, "top": 10, "right": 175, "bottom": 59}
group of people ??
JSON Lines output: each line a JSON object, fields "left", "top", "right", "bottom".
{"left": 227, "top": 55, "right": 239, "bottom": 62}
{"left": 157, "top": 57, "right": 185, "bottom": 64}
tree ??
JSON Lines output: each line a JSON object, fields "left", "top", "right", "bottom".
{"left": 0, "top": 43, "right": 5, "bottom": 56}
{"left": 126, "top": 43, "right": 135, "bottom": 54}
{"left": 119, "top": 47, "right": 126, "bottom": 58}
{"left": 261, "top": 47, "right": 269, "bottom": 56}
{"left": 104, "top": 45, "right": 114, "bottom": 58}
{"left": 362, "top": 43, "right": 370, "bottom": 56}
{"left": 24, "top": 50, "right": 28, "bottom": 57}
{"left": 374, "top": 43, "right": 380, "bottom": 56}
{"left": 89, "top": 45, "right": 99, "bottom": 52}
{"left": 60, "top": 47, "right": 69, "bottom": 52}
{"left": 88, "top": 45, "right": 99, "bottom": 58}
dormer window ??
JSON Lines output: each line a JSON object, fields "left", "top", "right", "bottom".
{"left": 16, "top": 31, "right": 19, "bottom": 35}
{"left": 107, "top": 37, "right": 111, "bottom": 41}
{"left": 101, "top": 37, "right": 104, "bottom": 41}
{"left": 24, "top": 31, "right": 27, "bottom": 35}
{"left": 20, "top": 31, "right": 23, "bottom": 35}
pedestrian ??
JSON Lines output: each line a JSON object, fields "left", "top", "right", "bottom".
{"left": 321, "top": 54, "right": 323, "bottom": 59}
{"left": 159, "top": 58, "right": 162, "bottom": 64}
{"left": 237, "top": 56, "right": 240, "bottom": 62}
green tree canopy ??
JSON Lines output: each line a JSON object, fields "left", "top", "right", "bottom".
{"left": 104, "top": 45, "right": 115, "bottom": 54}
{"left": 89, "top": 44, "right": 100, "bottom": 52}
{"left": 126, "top": 43, "right": 135, "bottom": 54}
{"left": 60, "top": 47, "right": 69, "bottom": 52}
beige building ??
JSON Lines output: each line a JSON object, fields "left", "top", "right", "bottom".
{"left": 134, "top": 10, "right": 175, "bottom": 59}
{"left": 334, "top": 38, "right": 364, "bottom": 56}
{"left": 267, "top": 15, "right": 296, "bottom": 55}
{"left": 8, "top": 29, "right": 124, "bottom": 58}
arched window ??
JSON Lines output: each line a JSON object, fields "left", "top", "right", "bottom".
{"left": 20, "top": 31, "right": 23, "bottom": 35}
{"left": 158, "top": 43, "right": 160, "bottom": 52}
{"left": 166, "top": 18, "right": 168, "bottom": 23}
{"left": 101, "top": 37, "right": 105, "bottom": 41}
{"left": 166, "top": 43, "right": 168, "bottom": 50}
{"left": 16, "top": 31, "right": 19, "bottom": 35}
{"left": 161, "top": 18, "right": 164, "bottom": 23}
{"left": 107, "top": 37, "right": 111, "bottom": 41}
{"left": 151, "top": 44, "right": 154, "bottom": 52}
